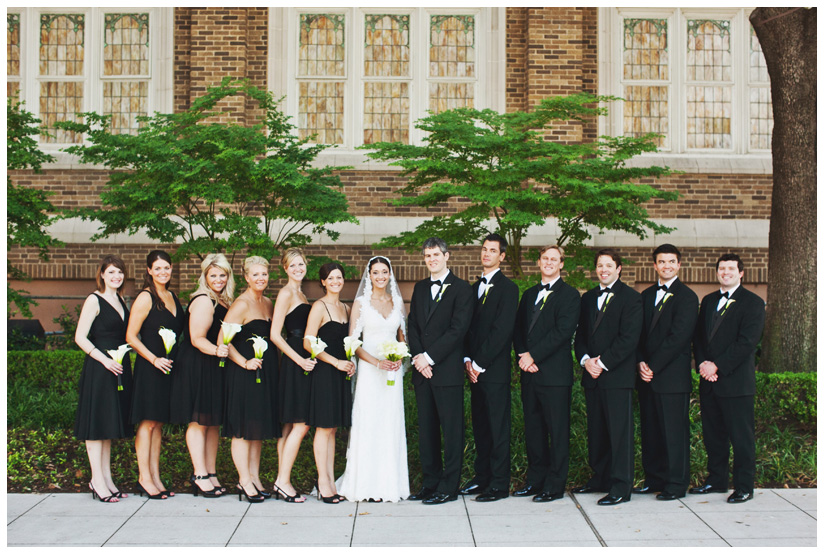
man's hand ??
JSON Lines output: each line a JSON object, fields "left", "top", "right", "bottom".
{"left": 465, "top": 360, "right": 480, "bottom": 383}
{"left": 638, "top": 361, "right": 653, "bottom": 383}
{"left": 518, "top": 352, "right": 538, "bottom": 373}
{"left": 698, "top": 360, "right": 719, "bottom": 382}
{"left": 413, "top": 354, "right": 433, "bottom": 378}
{"left": 584, "top": 356, "right": 604, "bottom": 379}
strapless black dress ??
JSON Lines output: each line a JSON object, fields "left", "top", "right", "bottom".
{"left": 279, "top": 304, "right": 312, "bottom": 424}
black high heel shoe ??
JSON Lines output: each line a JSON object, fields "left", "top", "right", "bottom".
{"left": 253, "top": 484, "right": 272, "bottom": 500}
{"left": 315, "top": 482, "right": 340, "bottom": 504}
{"left": 136, "top": 481, "right": 167, "bottom": 500}
{"left": 207, "top": 473, "right": 227, "bottom": 494}
{"left": 273, "top": 483, "right": 306, "bottom": 503}
{"left": 190, "top": 475, "right": 222, "bottom": 498}
{"left": 237, "top": 483, "right": 265, "bottom": 503}
{"left": 90, "top": 482, "right": 118, "bottom": 503}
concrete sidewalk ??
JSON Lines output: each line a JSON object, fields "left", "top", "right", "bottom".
{"left": 6, "top": 488, "right": 817, "bottom": 547}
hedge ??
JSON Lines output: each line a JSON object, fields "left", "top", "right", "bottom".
{"left": 6, "top": 350, "right": 816, "bottom": 493}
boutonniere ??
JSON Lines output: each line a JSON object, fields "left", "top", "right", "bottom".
{"left": 601, "top": 292, "right": 614, "bottom": 312}
{"left": 539, "top": 290, "right": 554, "bottom": 310}
{"left": 482, "top": 283, "right": 494, "bottom": 304}
{"left": 720, "top": 298, "right": 736, "bottom": 316}
{"left": 658, "top": 292, "right": 674, "bottom": 312}
{"left": 436, "top": 282, "right": 451, "bottom": 302}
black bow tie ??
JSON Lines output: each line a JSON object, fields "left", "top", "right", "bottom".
{"left": 657, "top": 284, "right": 668, "bottom": 291}
{"left": 720, "top": 291, "right": 730, "bottom": 299}
{"left": 478, "top": 276, "right": 488, "bottom": 284}
{"left": 431, "top": 280, "right": 442, "bottom": 288}
{"left": 598, "top": 287, "right": 612, "bottom": 296}
{"left": 539, "top": 283, "right": 551, "bottom": 291}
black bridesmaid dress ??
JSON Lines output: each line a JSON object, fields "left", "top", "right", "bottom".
{"left": 170, "top": 295, "right": 228, "bottom": 426}
{"left": 307, "top": 305, "right": 352, "bottom": 429}
{"left": 130, "top": 290, "right": 184, "bottom": 424}
{"left": 279, "top": 303, "right": 312, "bottom": 424}
{"left": 74, "top": 293, "right": 134, "bottom": 440}
{"left": 223, "top": 319, "right": 280, "bottom": 440}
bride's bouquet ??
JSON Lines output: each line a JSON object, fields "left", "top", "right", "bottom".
{"left": 377, "top": 341, "right": 410, "bottom": 386}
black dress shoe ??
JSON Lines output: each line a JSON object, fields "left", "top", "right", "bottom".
{"left": 656, "top": 492, "right": 685, "bottom": 501}
{"left": 475, "top": 488, "right": 508, "bottom": 502}
{"left": 632, "top": 485, "right": 660, "bottom": 494}
{"left": 727, "top": 490, "right": 753, "bottom": 503}
{"left": 513, "top": 484, "right": 541, "bottom": 497}
{"left": 422, "top": 491, "right": 457, "bottom": 505}
{"left": 408, "top": 487, "right": 436, "bottom": 501}
{"left": 597, "top": 494, "right": 630, "bottom": 505}
{"left": 533, "top": 491, "right": 564, "bottom": 503}
{"left": 459, "top": 480, "right": 486, "bottom": 496}
{"left": 572, "top": 485, "right": 606, "bottom": 494}
{"left": 688, "top": 484, "right": 728, "bottom": 494}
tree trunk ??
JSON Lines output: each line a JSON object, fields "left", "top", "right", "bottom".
{"left": 750, "top": 8, "right": 817, "bottom": 372}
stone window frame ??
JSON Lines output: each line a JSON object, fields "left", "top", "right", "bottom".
{"left": 269, "top": 7, "right": 506, "bottom": 169}
{"left": 7, "top": 6, "right": 174, "bottom": 168}
{"left": 598, "top": 7, "right": 772, "bottom": 174}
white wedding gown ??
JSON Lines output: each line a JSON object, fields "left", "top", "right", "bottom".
{"left": 336, "top": 299, "right": 410, "bottom": 502}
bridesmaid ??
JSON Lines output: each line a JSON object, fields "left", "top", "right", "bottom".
{"left": 270, "top": 248, "right": 316, "bottom": 503}
{"left": 304, "top": 262, "right": 355, "bottom": 504}
{"left": 220, "top": 255, "right": 280, "bottom": 503}
{"left": 74, "top": 255, "right": 134, "bottom": 503}
{"left": 170, "top": 254, "right": 235, "bottom": 497}
{"left": 127, "top": 250, "right": 184, "bottom": 500}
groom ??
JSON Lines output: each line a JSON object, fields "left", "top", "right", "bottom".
{"left": 408, "top": 237, "right": 473, "bottom": 504}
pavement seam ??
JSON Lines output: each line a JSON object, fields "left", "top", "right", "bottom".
{"left": 569, "top": 493, "right": 607, "bottom": 546}
{"left": 225, "top": 501, "right": 252, "bottom": 546}
{"left": 350, "top": 501, "right": 359, "bottom": 546}
{"left": 6, "top": 492, "right": 50, "bottom": 525}
{"left": 679, "top": 496, "right": 732, "bottom": 546}
{"left": 461, "top": 495, "right": 477, "bottom": 546}
{"left": 101, "top": 494, "right": 149, "bottom": 546}
{"left": 768, "top": 489, "right": 815, "bottom": 517}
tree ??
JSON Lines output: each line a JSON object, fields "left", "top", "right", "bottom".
{"left": 362, "top": 94, "right": 676, "bottom": 282}
{"left": 7, "top": 98, "right": 62, "bottom": 317}
{"left": 750, "top": 8, "right": 816, "bottom": 373}
{"left": 58, "top": 78, "right": 357, "bottom": 270}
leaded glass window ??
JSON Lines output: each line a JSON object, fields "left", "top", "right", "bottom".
{"left": 621, "top": 19, "right": 669, "bottom": 148}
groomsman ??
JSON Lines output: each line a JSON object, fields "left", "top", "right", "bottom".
{"left": 407, "top": 237, "right": 473, "bottom": 504}
{"left": 459, "top": 234, "right": 519, "bottom": 502}
{"left": 634, "top": 244, "right": 698, "bottom": 500}
{"left": 573, "top": 249, "right": 642, "bottom": 505}
{"left": 691, "top": 253, "right": 765, "bottom": 503}
{"left": 512, "top": 245, "right": 580, "bottom": 502}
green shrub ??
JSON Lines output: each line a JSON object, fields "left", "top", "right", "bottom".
{"left": 6, "top": 351, "right": 817, "bottom": 492}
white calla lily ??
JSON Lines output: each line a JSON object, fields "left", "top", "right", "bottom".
{"left": 106, "top": 343, "right": 132, "bottom": 364}
{"left": 158, "top": 327, "right": 177, "bottom": 355}
{"left": 343, "top": 336, "right": 363, "bottom": 359}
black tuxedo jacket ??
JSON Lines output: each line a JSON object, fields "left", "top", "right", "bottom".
{"left": 513, "top": 278, "right": 580, "bottom": 387}
{"left": 635, "top": 278, "right": 699, "bottom": 394}
{"left": 463, "top": 271, "right": 519, "bottom": 384}
{"left": 574, "top": 279, "right": 642, "bottom": 390}
{"left": 693, "top": 285, "right": 765, "bottom": 398}
{"left": 408, "top": 271, "right": 473, "bottom": 387}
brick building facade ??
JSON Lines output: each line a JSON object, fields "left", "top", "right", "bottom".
{"left": 7, "top": 7, "right": 771, "bottom": 329}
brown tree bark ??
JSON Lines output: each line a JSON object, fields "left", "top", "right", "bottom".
{"left": 750, "top": 8, "right": 816, "bottom": 372}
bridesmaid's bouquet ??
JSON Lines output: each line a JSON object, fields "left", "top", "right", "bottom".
{"left": 305, "top": 336, "right": 327, "bottom": 376}
{"left": 377, "top": 341, "right": 410, "bottom": 386}
{"left": 248, "top": 335, "right": 268, "bottom": 383}
{"left": 343, "top": 336, "right": 362, "bottom": 381}
{"left": 219, "top": 321, "right": 243, "bottom": 367}
{"left": 106, "top": 344, "right": 132, "bottom": 391}
{"left": 158, "top": 327, "right": 177, "bottom": 356}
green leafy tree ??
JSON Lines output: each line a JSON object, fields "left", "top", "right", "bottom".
{"left": 58, "top": 78, "right": 356, "bottom": 270}
{"left": 362, "top": 93, "right": 676, "bottom": 283}
{"left": 7, "top": 98, "right": 62, "bottom": 317}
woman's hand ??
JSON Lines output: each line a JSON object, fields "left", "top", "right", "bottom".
{"left": 377, "top": 359, "right": 401, "bottom": 371}
{"left": 336, "top": 359, "right": 356, "bottom": 377}
{"left": 153, "top": 357, "right": 173, "bottom": 374}
{"left": 101, "top": 358, "right": 124, "bottom": 375}
{"left": 245, "top": 358, "right": 263, "bottom": 371}
{"left": 299, "top": 357, "right": 317, "bottom": 372}
{"left": 216, "top": 344, "right": 230, "bottom": 358}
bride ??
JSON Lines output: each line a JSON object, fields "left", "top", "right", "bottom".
{"left": 337, "top": 256, "right": 410, "bottom": 502}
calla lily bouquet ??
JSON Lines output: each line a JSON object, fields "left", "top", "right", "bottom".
{"left": 158, "top": 327, "right": 177, "bottom": 356}
{"left": 378, "top": 341, "right": 410, "bottom": 386}
{"left": 248, "top": 335, "right": 268, "bottom": 383}
{"left": 219, "top": 321, "right": 243, "bottom": 367}
{"left": 343, "top": 336, "right": 363, "bottom": 381}
{"left": 305, "top": 335, "right": 327, "bottom": 375}
{"left": 106, "top": 343, "right": 132, "bottom": 391}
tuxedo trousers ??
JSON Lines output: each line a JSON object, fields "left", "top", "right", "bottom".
{"left": 414, "top": 380, "right": 464, "bottom": 494}
{"left": 521, "top": 383, "right": 570, "bottom": 494}
{"left": 699, "top": 388, "right": 755, "bottom": 493}
{"left": 583, "top": 387, "right": 634, "bottom": 497}
{"left": 637, "top": 383, "right": 690, "bottom": 495}
{"left": 469, "top": 380, "right": 511, "bottom": 490}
